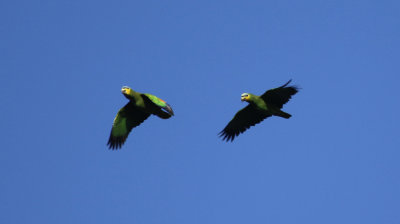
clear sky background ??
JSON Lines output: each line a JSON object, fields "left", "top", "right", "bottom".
{"left": 1, "top": 0, "right": 400, "bottom": 223}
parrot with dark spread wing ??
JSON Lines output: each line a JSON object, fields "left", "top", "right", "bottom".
{"left": 219, "top": 80, "right": 299, "bottom": 142}
{"left": 107, "top": 86, "right": 174, "bottom": 150}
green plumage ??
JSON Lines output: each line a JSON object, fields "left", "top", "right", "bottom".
{"left": 107, "top": 86, "right": 174, "bottom": 150}
{"left": 219, "top": 79, "right": 299, "bottom": 142}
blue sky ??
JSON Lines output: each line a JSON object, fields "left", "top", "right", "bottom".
{"left": 1, "top": 0, "right": 400, "bottom": 223}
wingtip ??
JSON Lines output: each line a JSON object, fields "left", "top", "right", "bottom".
{"left": 218, "top": 130, "right": 236, "bottom": 142}
{"left": 282, "top": 79, "right": 292, "bottom": 87}
{"left": 107, "top": 136, "right": 125, "bottom": 150}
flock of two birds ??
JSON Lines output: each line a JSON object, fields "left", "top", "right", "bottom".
{"left": 107, "top": 79, "right": 299, "bottom": 150}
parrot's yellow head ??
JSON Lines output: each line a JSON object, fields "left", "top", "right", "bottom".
{"left": 241, "top": 93, "right": 250, "bottom": 102}
{"left": 121, "top": 86, "right": 132, "bottom": 96}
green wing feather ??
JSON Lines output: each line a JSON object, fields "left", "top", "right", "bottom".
{"left": 107, "top": 102, "right": 150, "bottom": 150}
{"left": 261, "top": 79, "right": 299, "bottom": 109}
{"left": 219, "top": 105, "right": 272, "bottom": 142}
{"left": 143, "top": 93, "right": 174, "bottom": 116}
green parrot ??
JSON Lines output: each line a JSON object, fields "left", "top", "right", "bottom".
{"left": 219, "top": 79, "right": 299, "bottom": 142}
{"left": 107, "top": 86, "right": 174, "bottom": 150}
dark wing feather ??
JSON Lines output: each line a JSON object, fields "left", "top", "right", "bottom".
{"left": 107, "top": 102, "right": 150, "bottom": 150}
{"left": 261, "top": 79, "right": 299, "bottom": 109}
{"left": 219, "top": 105, "right": 272, "bottom": 142}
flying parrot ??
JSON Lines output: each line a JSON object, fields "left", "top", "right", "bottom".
{"left": 107, "top": 86, "right": 174, "bottom": 150}
{"left": 219, "top": 79, "right": 299, "bottom": 142}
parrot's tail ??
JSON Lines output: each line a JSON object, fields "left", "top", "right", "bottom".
{"left": 276, "top": 110, "right": 292, "bottom": 119}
